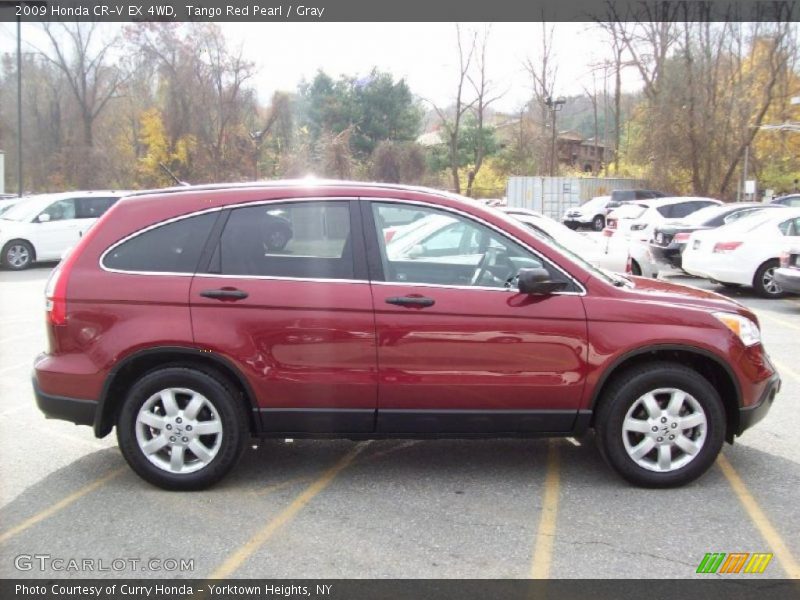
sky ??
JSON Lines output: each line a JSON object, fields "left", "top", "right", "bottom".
{"left": 0, "top": 22, "right": 644, "bottom": 112}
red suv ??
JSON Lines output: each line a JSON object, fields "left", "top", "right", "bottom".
{"left": 33, "top": 182, "right": 780, "bottom": 490}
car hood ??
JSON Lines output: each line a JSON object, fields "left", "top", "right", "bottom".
{"left": 0, "top": 219, "right": 28, "bottom": 235}
{"left": 624, "top": 276, "right": 754, "bottom": 317}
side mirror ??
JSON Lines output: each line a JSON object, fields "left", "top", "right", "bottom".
{"left": 517, "top": 268, "right": 567, "bottom": 295}
{"left": 37, "top": 213, "right": 51, "bottom": 223}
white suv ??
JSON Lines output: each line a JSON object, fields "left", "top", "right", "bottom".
{"left": 0, "top": 191, "right": 127, "bottom": 270}
{"left": 562, "top": 195, "right": 611, "bottom": 231}
{"left": 605, "top": 197, "right": 721, "bottom": 243}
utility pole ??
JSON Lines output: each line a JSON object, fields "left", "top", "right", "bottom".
{"left": 17, "top": 15, "right": 22, "bottom": 196}
{"left": 544, "top": 96, "right": 566, "bottom": 176}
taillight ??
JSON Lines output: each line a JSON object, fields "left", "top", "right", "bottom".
{"left": 607, "top": 219, "right": 617, "bottom": 229}
{"left": 602, "top": 227, "right": 614, "bottom": 237}
{"left": 780, "top": 252, "right": 790, "bottom": 268}
{"left": 712, "top": 241, "right": 743, "bottom": 254}
{"left": 384, "top": 229, "right": 396, "bottom": 243}
{"left": 45, "top": 206, "right": 114, "bottom": 325}
{"left": 674, "top": 232, "right": 690, "bottom": 243}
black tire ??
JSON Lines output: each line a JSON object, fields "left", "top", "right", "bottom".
{"left": 592, "top": 214, "right": 605, "bottom": 231}
{"left": 752, "top": 259, "right": 785, "bottom": 298}
{"left": 594, "top": 362, "right": 725, "bottom": 488}
{"left": 116, "top": 367, "right": 249, "bottom": 490}
{"left": 2, "top": 239, "right": 34, "bottom": 270}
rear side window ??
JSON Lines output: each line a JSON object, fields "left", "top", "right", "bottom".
{"left": 103, "top": 212, "right": 216, "bottom": 273}
{"left": 76, "top": 197, "right": 117, "bottom": 219}
{"left": 211, "top": 201, "right": 354, "bottom": 279}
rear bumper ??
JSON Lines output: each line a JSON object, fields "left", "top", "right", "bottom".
{"left": 774, "top": 267, "right": 800, "bottom": 294}
{"left": 32, "top": 373, "right": 97, "bottom": 427}
{"left": 737, "top": 373, "right": 780, "bottom": 436}
{"left": 649, "top": 243, "right": 683, "bottom": 268}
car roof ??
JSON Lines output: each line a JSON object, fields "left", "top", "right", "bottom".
{"left": 122, "top": 179, "right": 455, "bottom": 201}
{"left": 641, "top": 196, "right": 720, "bottom": 208}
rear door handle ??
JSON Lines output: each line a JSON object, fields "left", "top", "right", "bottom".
{"left": 385, "top": 296, "right": 435, "bottom": 308}
{"left": 200, "top": 288, "right": 249, "bottom": 300}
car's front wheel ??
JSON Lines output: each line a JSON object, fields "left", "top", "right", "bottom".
{"left": 117, "top": 367, "right": 249, "bottom": 490}
{"left": 2, "top": 240, "right": 34, "bottom": 270}
{"left": 595, "top": 362, "right": 725, "bottom": 487}
{"left": 592, "top": 215, "right": 605, "bottom": 231}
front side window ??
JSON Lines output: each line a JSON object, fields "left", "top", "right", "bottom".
{"left": 372, "top": 203, "right": 571, "bottom": 290}
{"left": 103, "top": 212, "right": 216, "bottom": 273}
{"left": 40, "top": 199, "right": 76, "bottom": 221}
{"left": 778, "top": 217, "right": 800, "bottom": 237}
{"left": 213, "top": 201, "right": 354, "bottom": 279}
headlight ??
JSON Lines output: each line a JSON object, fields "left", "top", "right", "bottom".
{"left": 713, "top": 312, "right": 761, "bottom": 346}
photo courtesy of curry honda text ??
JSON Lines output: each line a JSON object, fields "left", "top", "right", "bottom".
{"left": 32, "top": 181, "right": 780, "bottom": 490}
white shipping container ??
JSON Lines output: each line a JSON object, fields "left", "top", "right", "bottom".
{"left": 506, "top": 176, "right": 646, "bottom": 219}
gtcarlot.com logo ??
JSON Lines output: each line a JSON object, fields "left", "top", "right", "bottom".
{"left": 696, "top": 552, "right": 773, "bottom": 574}
{"left": 14, "top": 554, "right": 194, "bottom": 573}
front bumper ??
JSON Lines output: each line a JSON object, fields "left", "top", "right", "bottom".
{"left": 32, "top": 374, "right": 97, "bottom": 427}
{"left": 737, "top": 373, "right": 780, "bottom": 436}
{"left": 774, "top": 267, "right": 800, "bottom": 294}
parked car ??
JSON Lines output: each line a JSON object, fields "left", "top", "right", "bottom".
{"left": 682, "top": 208, "right": 800, "bottom": 297}
{"left": 605, "top": 189, "right": 667, "bottom": 211}
{"left": 773, "top": 240, "right": 800, "bottom": 295}
{"left": 33, "top": 181, "right": 779, "bottom": 490}
{"left": 0, "top": 198, "right": 22, "bottom": 217}
{"left": 649, "top": 203, "right": 786, "bottom": 270}
{"left": 771, "top": 194, "right": 800, "bottom": 208}
{"left": 505, "top": 210, "right": 627, "bottom": 273}
{"left": 605, "top": 197, "right": 722, "bottom": 243}
{"left": 561, "top": 195, "right": 611, "bottom": 231}
{"left": 0, "top": 191, "right": 127, "bottom": 270}
{"left": 501, "top": 206, "right": 546, "bottom": 219}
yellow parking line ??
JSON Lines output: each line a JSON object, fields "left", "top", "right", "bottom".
{"left": 0, "top": 467, "right": 125, "bottom": 544}
{"left": 210, "top": 443, "right": 367, "bottom": 579}
{"left": 771, "top": 358, "right": 799, "bottom": 382}
{"left": 530, "top": 441, "right": 561, "bottom": 579}
{"left": 717, "top": 454, "right": 800, "bottom": 578}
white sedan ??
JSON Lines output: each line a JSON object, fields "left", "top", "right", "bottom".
{"left": 508, "top": 212, "right": 628, "bottom": 273}
{"left": 682, "top": 208, "right": 800, "bottom": 297}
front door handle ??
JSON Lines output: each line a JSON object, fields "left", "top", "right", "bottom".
{"left": 385, "top": 296, "right": 435, "bottom": 308}
{"left": 200, "top": 288, "right": 249, "bottom": 301}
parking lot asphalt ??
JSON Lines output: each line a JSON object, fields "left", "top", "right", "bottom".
{"left": 0, "top": 262, "right": 798, "bottom": 579}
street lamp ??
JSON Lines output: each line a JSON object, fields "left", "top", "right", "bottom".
{"left": 544, "top": 96, "right": 566, "bottom": 177}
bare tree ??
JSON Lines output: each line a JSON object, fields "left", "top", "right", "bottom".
{"left": 465, "top": 27, "right": 503, "bottom": 197}
{"left": 430, "top": 24, "right": 477, "bottom": 194}
{"left": 524, "top": 22, "right": 559, "bottom": 175}
{"left": 39, "top": 23, "right": 126, "bottom": 185}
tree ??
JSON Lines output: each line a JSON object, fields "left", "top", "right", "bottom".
{"left": 40, "top": 23, "right": 126, "bottom": 186}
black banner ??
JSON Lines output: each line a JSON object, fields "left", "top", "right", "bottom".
{"left": 2, "top": 579, "right": 800, "bottom": 600}
{"left": 0, "top": 0, "right": 798, "bottom": 22}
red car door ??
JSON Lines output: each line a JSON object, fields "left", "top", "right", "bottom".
{"left": 366, "top": 200, "right": 589, "bottom": 435}
{"left": 190, "top": 199, "right": 378, "bottom": 434}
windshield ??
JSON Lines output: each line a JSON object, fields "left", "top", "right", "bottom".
{"left": 0, "top": 199, "right": 43, "bottom": 221}
{"left": 715, "top": 210, "right": 781, "bottom": 234}
{"left": 522, "top": 221, "right": 631, "bottom": 288}
{"left": 681, "top": 205, "right": 727, "bottom": 225}
{"left": 581, "top": 196, "right": 608, "bottom": 210}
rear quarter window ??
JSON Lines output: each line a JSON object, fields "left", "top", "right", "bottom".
{"left": 102, "top": 212, "right": 217, "bottom": 273}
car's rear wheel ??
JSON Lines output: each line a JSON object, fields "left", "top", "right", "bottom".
{"left": 592, "top": 215, "right": 605, "bottom": 231}
{"left": 117, "top": 367, "right": 249, "bottom": 490}
{"left": 2, "top": 240, "right": 34, "bottom": 270}
{"left": 753, "top": 259, "right": 785, "bottom": 298}
{"left": 595, "top": 362, "right": 725, "bottom": 487}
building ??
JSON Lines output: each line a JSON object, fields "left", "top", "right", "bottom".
{"left": 555, "top": 131, "right": 609, "bottom": 174}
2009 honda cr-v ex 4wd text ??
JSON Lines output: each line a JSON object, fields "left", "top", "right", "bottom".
{"left": 33, "top": 181, "right": 780, "bottom": 490}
